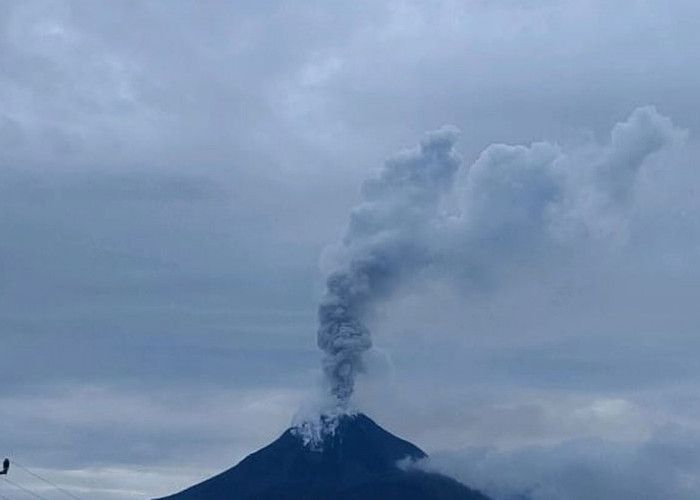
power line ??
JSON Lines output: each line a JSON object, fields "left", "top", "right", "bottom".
{"left": 10, "top": 461, "right": 85, "bottom": 500}
{"left": 1, "top": 477, "right": 50, "bottom": 500}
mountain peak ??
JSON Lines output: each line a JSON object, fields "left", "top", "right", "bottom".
{"left": 291, "top": 412, "right": 426, "bottom": 458}
{"left": 155, "top": 413, "right": 491, "bottom": 500}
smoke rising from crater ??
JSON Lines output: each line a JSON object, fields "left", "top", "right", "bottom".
{"left": 317, "top": 126, "right": 463, "bottom": 407}
{"left": 316, "top": 106, "right": 684, "bottom": 410}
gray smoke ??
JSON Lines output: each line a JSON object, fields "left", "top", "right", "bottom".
{"left": 317, "top": 126, "right": 462, "bottom": 408}
{"left": 316, "top": 106, "right": 684, "bottom": 411}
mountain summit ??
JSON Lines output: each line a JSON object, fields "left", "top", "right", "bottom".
{"left": 155, "top": 413, "right": 491, "bottom": 500}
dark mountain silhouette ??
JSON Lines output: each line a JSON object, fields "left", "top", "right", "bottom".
{"left": 155, "top": 413, "right": 491, "bottom": 500}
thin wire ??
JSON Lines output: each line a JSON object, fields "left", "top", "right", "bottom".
{"left": 1, "top": 477, "right": 50, "bottom": 500}
{"left": 0, "top": 490, "right": 16, "bottom": 500}
{"left": 11, "top": 462, "right": 85, "bottom": 500}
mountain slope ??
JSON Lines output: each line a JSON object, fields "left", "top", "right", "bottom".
{"left": 155, "top": 413, "right": 491, "bottom": 500}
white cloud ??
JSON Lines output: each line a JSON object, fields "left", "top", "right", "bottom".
{"left": 417, "top": 426, "right": 700, "bottom": 500}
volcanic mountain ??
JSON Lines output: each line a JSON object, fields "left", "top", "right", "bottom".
{"left": 155, "top": 413, "right": 491, "bottom": 500}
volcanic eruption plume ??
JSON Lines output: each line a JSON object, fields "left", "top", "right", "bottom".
{"left": 313, "top": 106, "right": 683, "bottom": 416}
{"left": 317, "top": 126, "right": 462, "bottom": 409}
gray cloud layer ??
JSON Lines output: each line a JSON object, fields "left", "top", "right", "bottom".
{"left": 2, "top": 1, "right": 700, "bottom": 499}
{"left": 419, "top": 428, "right": 700, "bottom": 500}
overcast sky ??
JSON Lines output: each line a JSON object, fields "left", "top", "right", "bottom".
{"left": 2, "top": 1, "right": 700, "bottom": 499}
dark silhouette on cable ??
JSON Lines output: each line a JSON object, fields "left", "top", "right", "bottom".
{"left": 0, "top": 458, "right": 9, "bottom": 475}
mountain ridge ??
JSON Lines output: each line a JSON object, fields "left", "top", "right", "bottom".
{"left": 154, "top": 413, "right": 491, "bottom": 500}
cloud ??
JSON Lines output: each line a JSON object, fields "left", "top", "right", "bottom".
{"left": 0, "top": 384, "right": 307, "bottom": 499}
{"left": 416, "top": 427, "right": 700, "bottom": 500}
{"left": 447, "top": 106, "right": 686, "bottom": 285}
{"left": 313, "top": 105, "right": 687, "bottom": 408}
{"left": 1, "top": 1, "right": 700, "bottom": 499}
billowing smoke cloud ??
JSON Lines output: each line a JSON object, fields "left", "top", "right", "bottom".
{"left": 317, "top": 126, "right": 462, "bottom": 408}
{"left": 315, "top": 106, "right": 685, "bottom": 412}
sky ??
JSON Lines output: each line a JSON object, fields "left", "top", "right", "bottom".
{"left": 1, "top": 1, "right": 700, "bottom": 499}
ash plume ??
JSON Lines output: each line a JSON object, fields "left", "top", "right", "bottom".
{"left": 313, "top": 106, "right": 684, "bottom": 414}
{"left": 317, "top": 126, "right": 462, "bottom": 409}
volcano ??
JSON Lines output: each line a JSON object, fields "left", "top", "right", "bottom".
{"left": 155, "top": 413, "right": 490, "bottom": 500}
